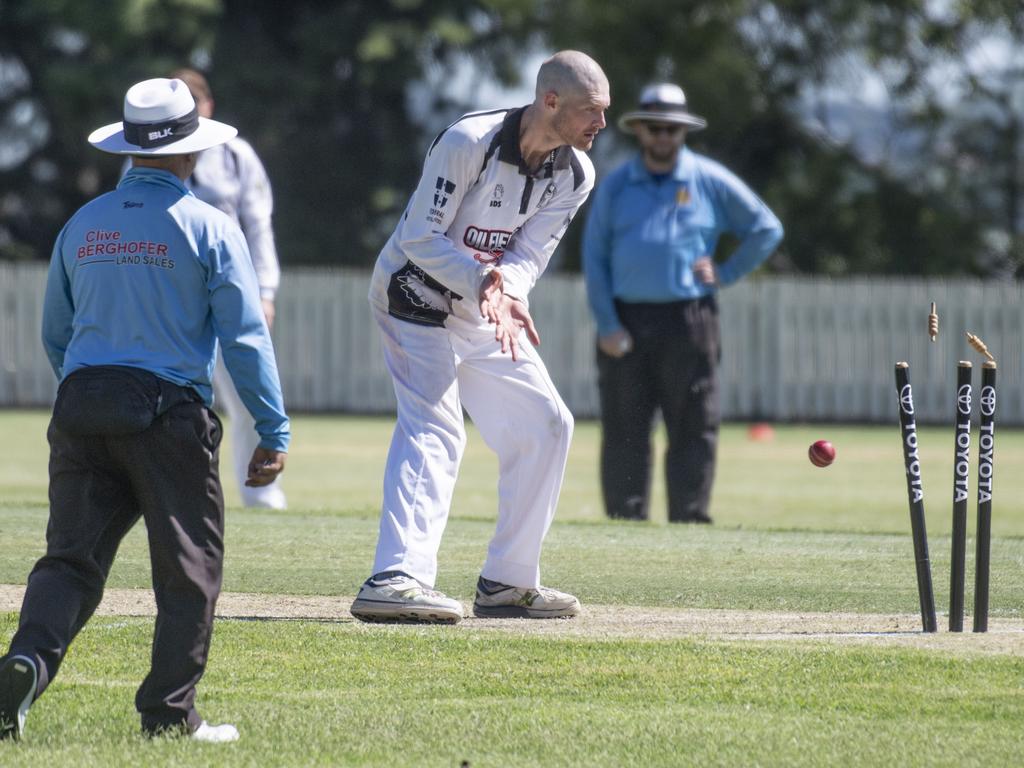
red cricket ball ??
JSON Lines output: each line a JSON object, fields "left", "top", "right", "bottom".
{"left": 808, "top": 439, "right": 836, "bottom": 467}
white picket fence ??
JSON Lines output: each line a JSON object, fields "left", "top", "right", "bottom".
{"left": 2, "top": 262, "right": 1022, "bottom": 424}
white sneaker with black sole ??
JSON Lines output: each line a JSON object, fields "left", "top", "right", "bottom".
{"left": 472, "top": 576, "right": 581, "bottom": 619}
{"left": 0, "top": 655, "right": 37, "bottom": 741}
{"left": 350, "top": 571, "right": 465, "bottom": 624}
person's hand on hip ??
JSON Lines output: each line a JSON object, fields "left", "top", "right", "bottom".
{"left": 693, "top": 256, "right": 717, "bottom": 286}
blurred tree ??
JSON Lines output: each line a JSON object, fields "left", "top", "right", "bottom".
{"left": 541, "top": 0, "right": 1021, "bottom": 276}
{"left": 0, "top": 0, "right": 221, "bottom": 261}
{"left": 895, "top": 6, "right": 1024, "bottom": 277}
{"left": 1, "top": 0, "right": 1022, "bottom": 277}
{"left": 0, "top": 0, "right": 535, "bottom": 265}
{"left": 166, "top": 0, "right": 537, "bottom": 266}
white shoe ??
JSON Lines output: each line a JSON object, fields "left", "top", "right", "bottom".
{"left": 350, "top": 571, "right": 465, "bottom": 624}
{"left": 192, "top": 721, "right": 240, "bottom": 743}
{"left": 0, "top": 655, "right": 37, "bottom": 741}
{"left": 240, "top": 484, "right": 287, "bottom": 510}
{"left": 472, "top": 577, "right": 581, "bottom": 619}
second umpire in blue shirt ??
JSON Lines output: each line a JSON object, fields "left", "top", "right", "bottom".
{"left": 583, "top": 83, "right": 783, "bottom": 524}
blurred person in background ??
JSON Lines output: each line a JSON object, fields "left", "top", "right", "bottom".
{"left": 168, "top": 68, "right": 286, "bottom": 509}
{"left": 582, "top": 83, "right": 783, "bottom": 525}
{"left": 0, "top": 77, "right": 288, "bottom": 742}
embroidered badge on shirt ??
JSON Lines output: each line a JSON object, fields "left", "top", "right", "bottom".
{"left": 676, "top": 185, "right": 691, "bottom": 205}
{"left": 428, "top": 176, "right": 457, "bottom": 225}
{"left": 433, "top": 177, "right": 457, "bottom": 207}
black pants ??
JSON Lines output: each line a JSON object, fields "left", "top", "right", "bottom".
{"left": 597, "top": 296, "right": 720, "bottom": 522}
{"left": 7, "top": 399, "right": 224, "bottom": 733}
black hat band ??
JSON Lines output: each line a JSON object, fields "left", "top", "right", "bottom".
{"left": 639, "top": 101, "right": 687, "bottom": 112}
{"left": 123, "top": 106, "right": 199, "bottom": 149}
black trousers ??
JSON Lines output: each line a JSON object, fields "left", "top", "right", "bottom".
{"left": 597, "top": 296, "right": 721, "bottom": 522}
{"left": 7, "top": 400, "right": 224, "bottom": 733}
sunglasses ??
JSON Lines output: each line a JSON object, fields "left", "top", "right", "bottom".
{"left": 644, "top": 123, "right": 683, "bottom": 136}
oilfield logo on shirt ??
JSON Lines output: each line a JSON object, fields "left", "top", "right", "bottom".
{"left": 463, "top": 225, "right": 510, "bottom": 264}
{"left": 75, "top": 229, "right": 175, "bottom": 269}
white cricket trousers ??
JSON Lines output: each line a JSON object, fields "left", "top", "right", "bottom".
{"left": 212, "top": 355, "right": 287, "bottom": 509}
{"left": 371, "top": 305, "right": 573, "bottom": 589}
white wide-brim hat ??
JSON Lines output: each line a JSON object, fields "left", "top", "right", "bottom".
{"left": 617, "top": 83, "right": 707, "bottom": 132}
{"left": 88, "top": 77, "right": 237, "bottom": 155}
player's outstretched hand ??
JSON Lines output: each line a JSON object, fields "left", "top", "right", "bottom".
{"left": 479, "top": 269, "right": 504, "bottom": 324}
{"left": 246, "top": 447, "right": 287, "bottom": 487}
{"left": 492, "top": 296, "right": 540, "bottom": 361}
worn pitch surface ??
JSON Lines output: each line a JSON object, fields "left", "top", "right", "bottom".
{"left": 2, "top": 585, "right": 1020, "bottom": 654}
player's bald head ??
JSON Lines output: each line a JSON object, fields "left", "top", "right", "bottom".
{"left": 535, "top": 50, "right": 609, "bottom": 104}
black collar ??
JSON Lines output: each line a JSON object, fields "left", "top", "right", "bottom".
{"left": 497, "top": 107, "right": 575, "bottom": 177}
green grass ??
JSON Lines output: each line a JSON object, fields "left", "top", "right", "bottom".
{"left": 1, "top": 617, "right": 1022, "bottom": 768}
{"left": 5, "top": 409, "right": 1024, "bottom": 534}
{"left": 3, "top": 505, "right": 1022, "bottom": 618}
{"left": 1, "top": 410, "right": 1023, "bottom": 766}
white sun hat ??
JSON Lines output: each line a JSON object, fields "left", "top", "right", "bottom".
{"left": 88, "top": 77, "right": 237, "bottom": 155}
{"left": 617, "top": 83, "right": 707, "bottom": 132}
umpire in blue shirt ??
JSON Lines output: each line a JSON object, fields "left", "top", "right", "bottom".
{"left": 583, "top": 83, "right": 782, "bottom": 524}
{"left": 0, "top": 78, "right": 289, "bottom": 743}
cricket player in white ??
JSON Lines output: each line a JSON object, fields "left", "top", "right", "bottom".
{"left": 351, "top": 51, "right": 610, "bottom": 623}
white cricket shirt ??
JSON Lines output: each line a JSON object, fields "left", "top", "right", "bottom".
{"left": 370, "top": 106, "right": 595, "bottom": 326}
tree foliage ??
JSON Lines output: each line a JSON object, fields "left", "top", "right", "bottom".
{"left": 0, "top": 0, "right": 534, "bottom": 264}
{"left": 0, "top": 0, "right": 220, "bottom": 260}
{"left": 1, "top": 0, "right": 1022, "bottom": 276}
{"left": 541, "top": 0, "right": 1021, "bottom": 275}
{"left": 206, "top": 0, "right": 538, "bottom": 265}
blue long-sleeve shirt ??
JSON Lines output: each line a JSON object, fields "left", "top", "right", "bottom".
{"left": 582, "top": 147, "right": 784, "bottom": 336}
{"left": 42, "top": 167, "right": 290, "bottom": 451}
